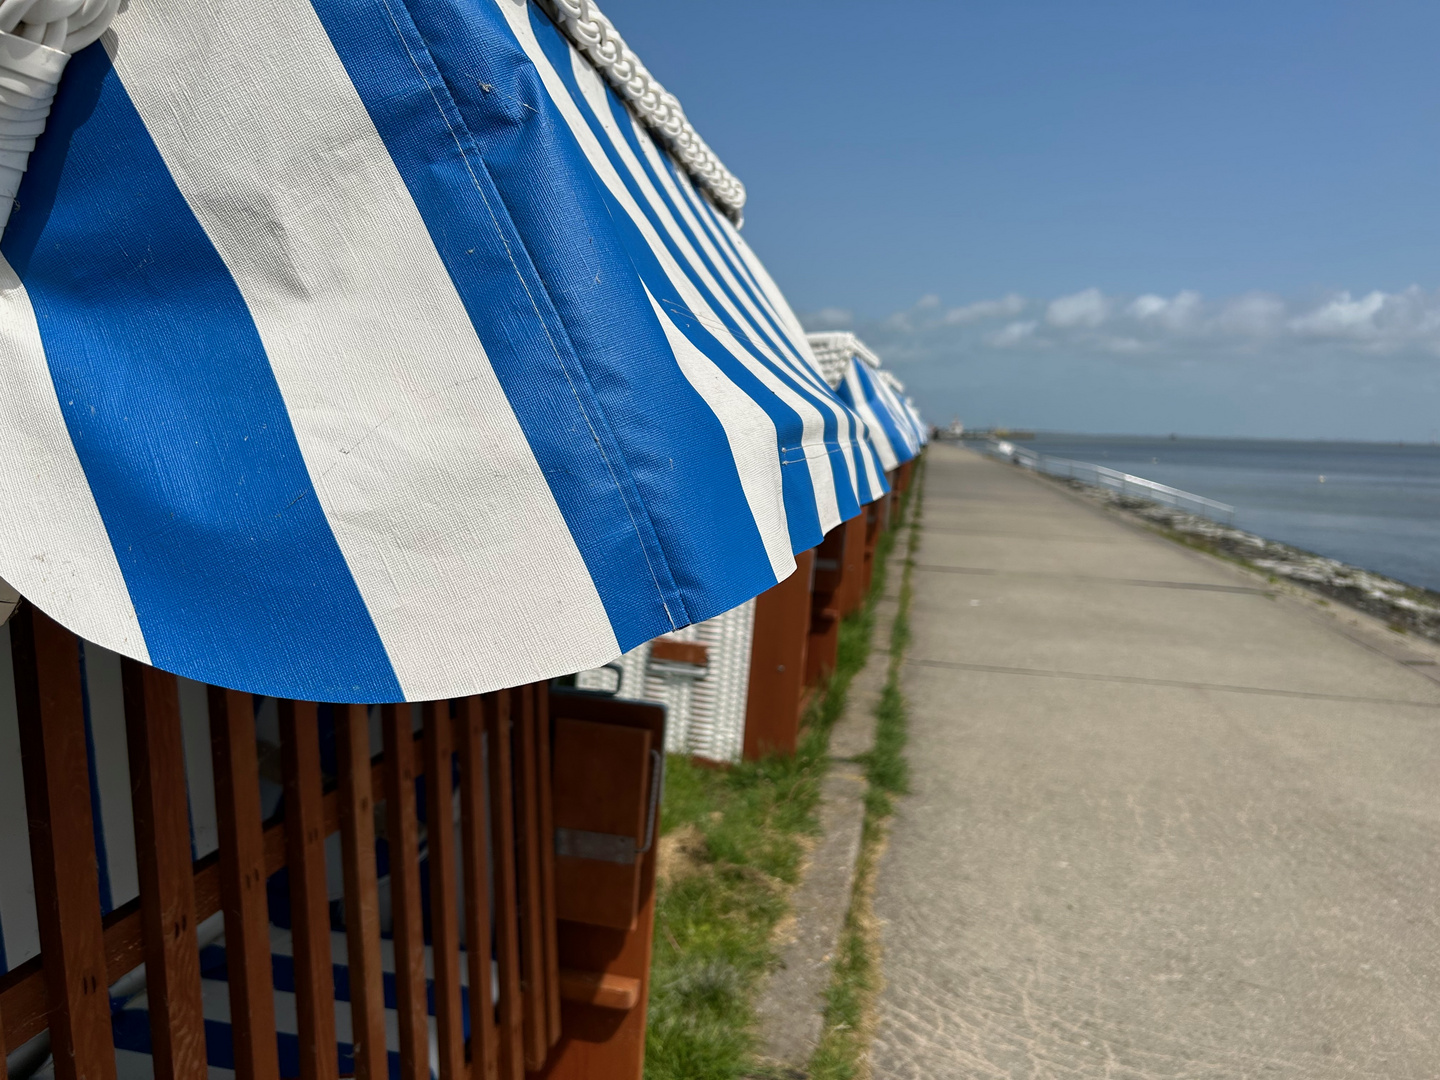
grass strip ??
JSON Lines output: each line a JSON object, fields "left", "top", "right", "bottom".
{"left": 643, "top": 480, "right": 918, "bottom": 1080}
{"left": 808, "top": 460, "right": 925, "bottom": 1080}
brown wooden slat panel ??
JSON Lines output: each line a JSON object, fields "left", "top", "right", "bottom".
{"left": 123, "top": 659, "right": 207, "bottom": 1080}
{"left": 422, "top": 704, "right": 464, "bottom": 1080}
{"left": 484, "top": 691, "right": 524, "bottom": 1080}
{"left": 383, "top": 705, "right": 428, "bottom": 1080}
{"left": 9, "top": 605, "right": 116, "bottom": 1080}
{"left": 551, "top": 720, "right": 652, "bottom": 930}
{"left": 455, "top": 697, "right": 497, "bottom": 1080}
{"left": 0, "top": 735, "right": 421, "bottom": 1053}
{"left": 208, "top": 687, "right": 281, "bottom": 1080}
{"left": 335, "top": 704, "right": 385, "bottom": 1080}
{"left": 280, "top": 701, "right": 339, "bottom": 1080}
{"left": 743, "top": 547, "right": 815, "bottom": 760}
{"left": 513, "top": 685, "right": 548, "bottom": 1070}
{"left": 533, "top": 694, "right": 666, "bottom": 1080}
{"left": 534, "top": 683, "right": 561, "bottom": 1048}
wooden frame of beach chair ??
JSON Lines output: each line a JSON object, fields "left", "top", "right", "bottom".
{"left": 741, "top": 548, "right": 815, "bottom": 761}
{"left": 0, "top": 603, "right": 659, "bottom": 1080}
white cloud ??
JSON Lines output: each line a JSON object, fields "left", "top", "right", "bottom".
{"left": 1127, "top": 290, "right": 1202, "bottom": 330}
{"left": 1046, "top": 288, "right": 1110, "bottom": 329}
{"left": 807, "top": 306, "right": 853, "bottom": 329}
{"left": 1212, "top": 293, "right": 1286, "bottom": 337}
{"left": 803, "top": 284, "right": 1440, "bottom": 367}
{"left": 1289, "top": 290, "right": 1386, "bottom": 338}
{"left": 944, "top": 293, "right": 1026, "bottom": 325}
{"left": 988, "top": 320, "right": 1038, "bottom": 347}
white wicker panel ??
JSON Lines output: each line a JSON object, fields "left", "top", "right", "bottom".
{"left": 572, "top": 598, "right": 755, "bottom": 763}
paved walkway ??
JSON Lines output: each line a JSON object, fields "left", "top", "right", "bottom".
{"left": 872, "top": 444, "right": 1440, "bottom": 1079}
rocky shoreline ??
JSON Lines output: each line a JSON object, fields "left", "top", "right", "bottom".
{"left": 1052, "top": 477, "right": 1440, "bottom": 645}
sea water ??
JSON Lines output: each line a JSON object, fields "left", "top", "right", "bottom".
{"left": 1011, "top": 435, "right": 1440, "bottom": 593}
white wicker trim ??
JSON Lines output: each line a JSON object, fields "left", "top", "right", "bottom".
{"left": 806, "top": 331, "right": 885, "bottom": 387}
{"left": 575, "top": 598, "right": 755, "bottom": 763}
{"left": 548, "top": 0, "right": 746, "bottom": 221}
{"left": 0, "top": 0, "right": 119, "bottom": 235}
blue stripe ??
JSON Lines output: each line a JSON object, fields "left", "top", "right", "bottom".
{"left": 666, "top": 162, "right": 825, "bottom": 390}
{"left": 853, "top": 362, "right": 918, "bottom": 465}
{"left": 629, "top": 139, "right": 866, "bottom": 515}
{"left": 878, "top": 378, "right": 921, "bottom": 455}
{"left": 672, "top": 180, "right": 883, "bottom": 503}
{"left": 838, "top": 365, "right": 896, "bottom": 467}
{"left": 3, "top": 45, "right": 402, "bottom": 701}
{"left": 308, "top": 0, "right": 700, "bottom": 644}
{"left": 525, "top": 6, "right": 826, "bottom": 551}
{"left": 387, "top": 0, "right": 784, "bottom": 621}
{"left": 591, "top": 86, "right": 862, "bottom": 516}
{"left": 522, "top": 22, "right": 830, "bottom": 552}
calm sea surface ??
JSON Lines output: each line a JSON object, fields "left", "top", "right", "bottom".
{"left": 1010, "top": 435, "right": 1440, "bottom": 593}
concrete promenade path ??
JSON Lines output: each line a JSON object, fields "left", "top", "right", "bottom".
{"left": 871, "top": 444, "right": 1440, "bottom": 1079}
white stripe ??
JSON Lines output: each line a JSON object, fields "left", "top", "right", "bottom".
{"left": 178, "top": 677, "right": 219, "bottom": 858}
{"left": 564, "top": 56, "right": 842, "bottom": 532}
{"left": 81, "top": 641, "right": 140, "bottom": 908}
{"left": 873, "top": 374, "right": 919, "bottom": 454}
{"left": 669, "top": 166, "right": 827, "bottom": 392}
{"left": 845, "top": 364, "right": 898, "bottom": 471}
{"left": 493, "top": 2, "right": 824, "bottom": 550}
{"left": 712, "top": 208, "right": 820, "bottom": 367}
{"left": 694, "top": 189, "right": 893, "bottom": 495}
{"left": 105, "top": 0, "right": 619, "bottom": 698}
{"left": 0, "top": 257, "right": 149, "bottom": 664}
{"left": 0, "top": 621, "right": 39, "bottom": 969}
{"left": 632, "top": 125, "right": 864, "bottom": 501}
{"left": 645, "top": 288, "right": 792, "bottom": 579}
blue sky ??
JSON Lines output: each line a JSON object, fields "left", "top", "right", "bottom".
{"left": 599, "top": 0, "right": 1440, "bottom": 440}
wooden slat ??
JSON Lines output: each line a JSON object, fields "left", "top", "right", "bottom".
{"left": 455, "top": 697, "right": 497, "bottom": 1080}
{"left": 484, "top": 690, "right": 524, "bottom": 1080}
{"left": 9, "top": 605, "right": 116, "bottom": 1080}
{"left": 513, "top": 685, "right": 548, "bottom": 1070}
{"left": 123, "top": 659, "right": 207, "bottom": 1080}
{"left": 556, "top": 970, "right": 641, "bottom": 1012}
{"left": 208, "top": 687, "right": 281, "bottom": 1080}
{"left": 423, "top": 703, "right": 464, "bottom": 1080}
{"left": 534, "top": 683, "right": 561, "bottom": 1047}
{"left": 335, "top": 704, "right": 385, "bottom": 1080}
{"left": 279, "top": 701, "right": 339, "bottom": 1080}
{"left": 383, "top": 704, "right": 428, "bottom": 1080}
{"left": 1, "top": 736, "right": 421, "bottom": 1053}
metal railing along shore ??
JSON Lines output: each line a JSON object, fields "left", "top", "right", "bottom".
{"left": 980, "top": 440, "right": 1236, "bottom": 525}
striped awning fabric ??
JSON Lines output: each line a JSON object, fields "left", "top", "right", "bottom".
{"left": 808, "top": 332, "right": 924, "bottom": 471}
{"left": 0, "top": 0, "right": 887, "bottom": 703}
{"left": 878, "top": 369, "right": 930, "bottom": 452}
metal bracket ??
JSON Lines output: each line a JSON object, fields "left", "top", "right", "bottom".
{"left": 554, "top": 749, "right": 664, "bottom": 865}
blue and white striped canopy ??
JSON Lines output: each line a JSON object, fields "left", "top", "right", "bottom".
{"left": 838, "top": 360, "right": 922, "bottom": 471}
{"left": 807, "top": 332, "right": 924, "bottom": 472}
{"left": 879, "top": 372, "right": 929, "bottom": 453}
{"left": 0, "top": 0, "right": 886, "bottom": 702}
